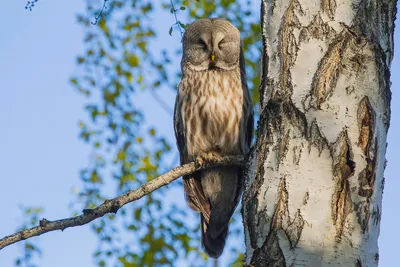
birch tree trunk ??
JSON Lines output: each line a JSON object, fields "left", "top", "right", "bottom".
{"left": 242, "top": 0, "right": 397, "bottom": 266}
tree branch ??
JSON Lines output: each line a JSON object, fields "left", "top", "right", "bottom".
{"left": 0, "top": 155, "right": 244, "bottom": 250}
{"left": 91, "top": 0, "right": 109, "bottom": 25}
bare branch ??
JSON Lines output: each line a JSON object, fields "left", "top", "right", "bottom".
{"left": 0, "top": 155, "right": 244, "bottom": 250}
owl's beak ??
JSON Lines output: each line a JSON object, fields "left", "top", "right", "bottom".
{"left": 211, "top": 53, "right": 215, "bottom": 62}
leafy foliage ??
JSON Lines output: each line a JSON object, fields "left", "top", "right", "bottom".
{"left": 17, "top": 1, "right": 261, "bottom": 266}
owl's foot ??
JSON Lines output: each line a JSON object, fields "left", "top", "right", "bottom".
{"left": 195, "top": 152, "right": 222, "bottom": 168}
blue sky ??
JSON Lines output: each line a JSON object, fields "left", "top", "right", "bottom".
{"left": 0, "top": 1, "right": 399, "bottom": 267}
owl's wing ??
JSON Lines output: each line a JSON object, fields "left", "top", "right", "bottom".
{"left": 173, "top": 92, "right": 186, "bottom": 165}
{"left": 239, "top": 45, "right": 255, "bottom": 148}
{"left": 173, "top": 89, "right": 211, "bottom": 223}
{"left": 245, "top": 104, "right": 254, "bottom": 147}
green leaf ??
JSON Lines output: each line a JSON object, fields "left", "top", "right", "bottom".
{"left": 117, "top": 150, "right": 126, "bottom": 161}
{"left": 126, "top": 53, "right": 139, "bottom": 67}
{"left": 179, "top": 22, "right": 187, "bottom": 29}
{"left": 134, "top": 208, "right": 142, "bottom": 220}
{"left": 77, "top": 57, "right": 85, "bottom": 63}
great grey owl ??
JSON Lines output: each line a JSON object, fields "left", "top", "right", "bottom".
{"left": 173, "top": 18, "right": 254, "bottom": 258}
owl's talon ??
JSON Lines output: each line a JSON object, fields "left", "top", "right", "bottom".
{"left": 203, "top": 152, "right": 218, "bottom": 163}
{"left": 209, "top": 152, "right": 222, "bottom": 162}
{"left": 195, "top": 155, "right": 205, "bottom": 168}
{"left": 195, "top": 152, "right": 221, "bottom": 168}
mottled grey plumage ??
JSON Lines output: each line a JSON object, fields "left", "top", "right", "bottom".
{"left": 173, "top": 18, "right": 253, "bottom": 258}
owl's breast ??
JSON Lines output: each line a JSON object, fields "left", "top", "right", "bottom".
{"left": 181, "top": 71, "right": 245, "bottom": 157}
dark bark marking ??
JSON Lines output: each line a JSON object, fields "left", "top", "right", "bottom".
{"left": 243, "top": 111, "right": 269, "bottom": 249}
{"left": 244, "top": 194, "right": 261, "bottom": 249}
{"left": 250, "top": 231, "right": 287, "bottom": 267}
{"left": 355, "top": 140, "right": 379, "bottom": 233}
{"left": 346, "top": 85, "right": 356, "bottom": 95}
{"left": 354, "top": 198, "right": 370, "bottom": 234}
{"left": 244, "top": 153, "right": 263, "bottom": 250}
{"left": 330, "top": 130, "right": 355, "bottom": 240}
{"left": 321, "top": 0, "right": 337, "bottom": 20}
{"left": 308, "top": 120, "right": 329, "bottom": 156}
{"left": 303, "top": 191, "right": 309, "bottom": 206}
{"left": 292, "top": 145, "right": 302, "bottom": 165}
{"left": 271, "top": 177, "right": 305, "bottom": 249}
{"left": 262, "top": 100, "right": 308, "bottom": 168}
{"left": 372, "top": 205, "right": 381, "bottom": 226}
{"left": 277, "top": 129, "right": 291, "bottom": 168}
{"left": 242, "top": 148, "right": 258, "bottom": 251}
{"left": 284, "top": 209, "right": 305, "bottom": 249}
{"left": 374, "top": 46, "right": 392, "bottom": 131}
{"left": 260, "top": 0, "right": 270, "bottom": 108}
{"left": 299, "top": 12, "right": 336, "bottom": 43}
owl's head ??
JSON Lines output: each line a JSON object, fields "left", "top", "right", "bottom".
{"left": 181, "top": 18, "right": 241, "bottom": 71}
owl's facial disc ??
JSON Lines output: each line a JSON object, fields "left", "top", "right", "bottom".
{"left": 182, "top": 19, "right": 241, "bottom": 71}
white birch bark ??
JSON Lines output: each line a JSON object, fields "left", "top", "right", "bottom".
{"left": 242, "top": 0, "right": 397, "bottom": 266}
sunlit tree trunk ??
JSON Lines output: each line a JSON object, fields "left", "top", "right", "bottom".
{"left": 242, "top": 0, "right": 397, "bottom": 266}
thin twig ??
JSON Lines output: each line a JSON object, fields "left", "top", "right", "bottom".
{"left": 150, "top": 88, "right": 174, "bottom": 115}
{"left": 0, "top": 155, "right": 244, "bottom": 250}
{"left": 91, "top": 0, "right": 109, "bottom": 25}
{"left": 25, "top": 0, "right": 39, "bottom": 11}
{"left": 170, "top": 0, "right": 183, "bottom": 36}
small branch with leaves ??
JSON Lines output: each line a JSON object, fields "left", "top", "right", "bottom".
{"left": 0, "top": 154, "right": 244, "bottom": 250}
{"left": 169, "top": 0, "right": 187, "bottom": 36}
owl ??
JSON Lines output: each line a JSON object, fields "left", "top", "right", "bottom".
{"left": 173, "top": 18, "right": 254, "bottom": 258}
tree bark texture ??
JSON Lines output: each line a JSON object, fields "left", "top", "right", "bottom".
{"left": 242, "top": 0, "right": 397, "bottom": 266}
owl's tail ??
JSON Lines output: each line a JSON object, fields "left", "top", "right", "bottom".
{"left": 199, "top": 166, "right": 242, "bottom": 259}
{"left": 201, "top": 215, "right": 228, "bottom": 259}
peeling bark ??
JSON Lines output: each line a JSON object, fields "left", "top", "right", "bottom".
{"left": 321, "top": 0, "right": 337, "bottom": 20}
{"left": 306, "top": 30, "right": 351, "bottom": 109}
{"left": 330, "top": 130, "right": 355, "bottom": 241}
{"left": 243, "top": 0, "right": 397, "bottom": 266}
